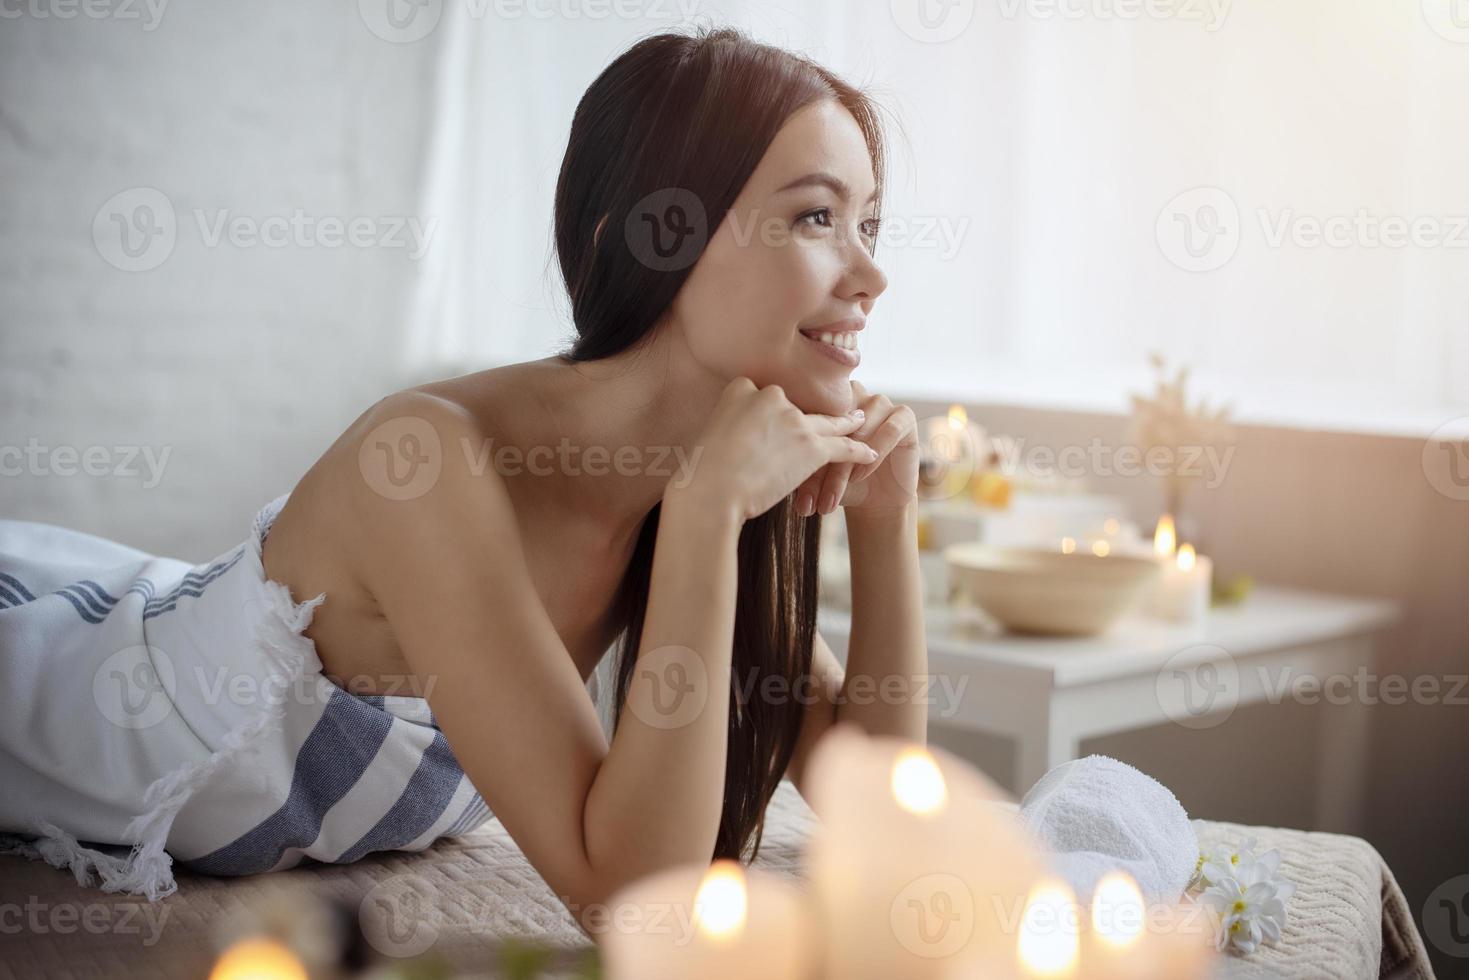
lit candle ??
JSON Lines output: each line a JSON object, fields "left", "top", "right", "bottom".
{"left": 1152, "top": 514, "right": 1177, "bottom": 560}
{"left": 1084, "top": 872, "right": 1153, "bottom": 980}
{"left": 1016, "top": 878, "right": 1081, "bottom": 979}
{"left": 599, "top": 859, "right": 816, "bottom": 980}
{"left": 208, "top": 938, "right": 308, "bottom": 980}
{"left": 1085, "top": 872, "right": 1217, "bottom": 980}
{"left": 921, "top": 406, "right": 981, "bottom": 501}
{"left": 806, "top": 725, "right": 1047, "bottom": 980}
{"left": 1148, "top": 541, "right": 1213, "bottom": 623}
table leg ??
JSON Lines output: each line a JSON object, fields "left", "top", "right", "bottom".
{"left": 1313, "top": 636, "right": 1373, "bottom": 835}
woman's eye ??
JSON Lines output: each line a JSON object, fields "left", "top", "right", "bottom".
{"left": 796, "top": 207, "right": 834, "bottom": 230}
{"left": 795, "top": 208, "right": 882, "bottom": 243}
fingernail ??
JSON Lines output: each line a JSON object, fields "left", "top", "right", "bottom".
{"left": 798, "top": 492, "right": 813, "bottom": 517}
{"left": 850, "top": 408, "right": 865, "bottom": 419}
{"left": 819, "top": 493, "right": 834, "bottom": 515}
{"left": 867, "top": 446, "right": 879, "bottom": 460}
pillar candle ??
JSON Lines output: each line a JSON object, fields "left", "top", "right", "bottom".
{"left": 599, "top": 859, "right": 818, "bottom": 980}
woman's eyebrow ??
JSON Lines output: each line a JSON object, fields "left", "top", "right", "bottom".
{"left": 774, "top": 171, "right": 879, "bottom": 205}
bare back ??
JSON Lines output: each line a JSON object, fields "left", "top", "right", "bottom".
{"left": 260, "top": 361, "right": 640, "bottom": 696}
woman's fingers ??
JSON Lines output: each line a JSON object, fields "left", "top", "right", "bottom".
{"left": 794, "top": 469, "right": 824, "bottom": 517}
{"left": 826, "top": 436, "right": 880, "bottom": 466}
{"left": 809, "top": 409, "right": 866, "bottom": 435}
{"left": 817, "top": 461, "right": 852, "bottom": 516}
{"left": 849, "top": 404, "right": 909, "bottom": 482}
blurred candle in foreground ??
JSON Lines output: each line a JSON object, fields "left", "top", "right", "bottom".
{"left": 207, "top": 938, "right": 308, "bottom": 980}
{"left": 806, "top": 726, "right": 1047, "bottom": 980}
{"left": 599, "top": 859, "right": 816, "bottom": 980}
{"left": 1085, "top": 872, "right": 1153, "bottom": 980}
{"left": 1085, "top": 870, "right": 1219, "bottom": 980}
{"left": 1017, "top": 879, "right": 1080, "bottom": 979}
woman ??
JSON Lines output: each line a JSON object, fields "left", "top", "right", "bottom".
{"left": 0, "top": 26, "right": 928, "bottom": 922}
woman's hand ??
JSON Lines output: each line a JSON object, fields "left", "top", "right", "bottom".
{"left": 674, "top": 376, "right": 880, "bottom": 524}
{"left": 794, "top": 380, "right": 919, "bottom": 517}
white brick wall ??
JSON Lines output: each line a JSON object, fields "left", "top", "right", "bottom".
{"left": 1, "top": 1, "right": 441, "bottom": 559}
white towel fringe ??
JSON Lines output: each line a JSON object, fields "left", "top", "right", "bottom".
{"left": 0, "top": 580, "right": 325, "bottom": 902}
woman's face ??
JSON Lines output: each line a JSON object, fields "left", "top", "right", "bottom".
{"left": 666, "top": 99, "right": 888, "bottom": 416}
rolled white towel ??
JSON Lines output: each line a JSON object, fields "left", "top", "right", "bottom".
{"left": 1018, "top": 755, "right": 1197, "bottom": 905}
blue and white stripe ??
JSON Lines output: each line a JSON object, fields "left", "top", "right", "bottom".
{"left": 0, "top": 494, "right": 492, "bottom": 899}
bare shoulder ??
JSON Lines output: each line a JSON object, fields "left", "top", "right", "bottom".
{"left": 339, "top": 386, "right": 513, "bottom": 533}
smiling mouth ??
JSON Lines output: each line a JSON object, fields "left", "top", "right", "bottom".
{"left": 799, "top": 328, "right": 861, "bottom": 367}
{"left": 800, "top": 329, "right": 859, "bottom": 352}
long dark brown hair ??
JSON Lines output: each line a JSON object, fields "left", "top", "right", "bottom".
{"left": 550, "top": 26, "right": 888, "bottom": 862}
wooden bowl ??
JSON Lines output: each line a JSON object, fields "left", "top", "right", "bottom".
{"left": 943, "top": 543, "right": 1161, "bottom": 636}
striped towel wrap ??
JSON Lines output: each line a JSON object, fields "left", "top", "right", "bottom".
{"left": 0, "top": 492, "right": 491, "bottom": 901}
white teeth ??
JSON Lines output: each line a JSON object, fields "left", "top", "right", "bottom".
{"left": 811, "top": 331, "right": 858, "bottom": 351}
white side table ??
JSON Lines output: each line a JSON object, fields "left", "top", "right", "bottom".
{"left": 816, "top": 586, "right": 1400, "bottom": 835}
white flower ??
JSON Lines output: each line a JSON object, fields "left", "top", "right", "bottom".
{"left": 1200, "top": 851, "right": 1295, "bottom": 955}
{"left": 1197, "top": 835, "right": 1261, "bottom": 889}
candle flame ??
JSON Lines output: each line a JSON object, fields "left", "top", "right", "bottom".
{"left": 693, "top": 860, "right": 748, "bottom": 941}
{"left": 891, "top": 747, "right": 948, "bottom": 816}
{"left": 1091, "top": 872, "right": 1146, "bottom": 949}
{"left": 207, "top": 938, "right": 308, "bottom": 980}
{"left": 1177, "top": 543, "right": 1196, "bottom": 571}
{"left": 1017, "top": 879, "right": 1080, "bottom": 977}
{"left": 1091, "top": 540, "right": 1110, "bottom": 557}
{"left": 948, "top": 405, "right": 968, "bottom": 430}
{"left": 1060, "top": 537, "right": 1076, "bottom": 555}
{"left": 1153, "top": 514, "right": 1177, "bottom": 558}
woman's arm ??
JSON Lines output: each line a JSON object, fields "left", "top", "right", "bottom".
{"left": 835, "top": 502, "right": 928, "bottom": 741}
{"left": 350, "top": 392, "right": 742, "bottom": 928}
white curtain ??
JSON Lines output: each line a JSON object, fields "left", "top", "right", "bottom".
{"left": 405, "top": 0, "right": 1469, "bottom": 435}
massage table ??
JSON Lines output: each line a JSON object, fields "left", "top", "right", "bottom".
{"left": 0, "top": 780, "right": 1434, "bottom": 979}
